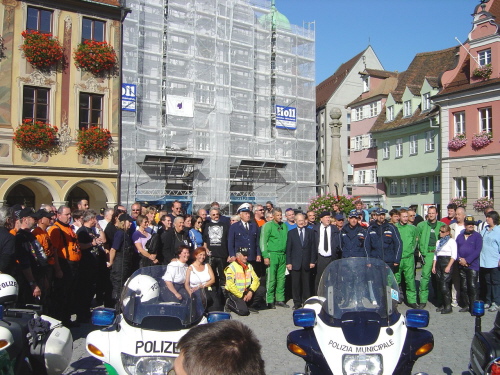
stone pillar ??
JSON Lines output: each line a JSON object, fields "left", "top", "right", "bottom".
{"left": 328, "top": 107, "right": 343, "bottom": 196}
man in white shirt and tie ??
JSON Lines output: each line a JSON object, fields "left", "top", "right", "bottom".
{"left": 314, "top": 211, "right": 340, "bottom": 293}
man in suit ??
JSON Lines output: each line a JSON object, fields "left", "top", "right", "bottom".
{"left": 314, "top": 211, "right": 341, "bottom": 294}
{"left": 286, "top": 213, "right": 316, "bottom": 310}
{"left": 228, "top": 206, "right": 261, "bottom": 276}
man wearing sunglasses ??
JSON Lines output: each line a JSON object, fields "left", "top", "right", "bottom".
{"left": 254, "top": 205, "right": 266, "bottom": 227}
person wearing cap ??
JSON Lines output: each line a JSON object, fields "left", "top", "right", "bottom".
{"left": 334, "top": 214, "right": 344, "bottom": 231}
{"left": 456, "top": 215, "right": 482, "bottom": 312}
{"left": 261, "top": 207, "right": 289, "bottom": 309}
{"left": 395, "top": 209, "right": 419, "bottom": 308}
{"left": 480, "top": 210, "right": 500, "bottom": 311}
{"left": 14, "top": 208, "right": 48, "bottom": 307}
{"left": 284, "top": 208, "right": 297, "bottom": 231}
{"left": 313, "top": 211, "right": 341, "bottom": 293}
{"left": 286, "top": 213, "right": 316, "bottom": 310}
{"left": 228, "top": 207, "right": 261, "bottom": 277}
{"left": 364, "top": 208, "right": 402, "bottom": 273}
{"left": 109, "top": 213, "right": 135, "bottom": 307}
{"left": 416, "top": 205, "right": 444, "bottom": 308}
{"left": 224, "top": 248, "right": 266, "bottom": 315}
{"left": 340, "top": 209, "right": 367, "bottom": 259}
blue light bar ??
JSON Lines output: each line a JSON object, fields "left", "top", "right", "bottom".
{"left": 207, "top": 312, "right": 231, "bottom": 323}
{"left": 406, "top": 309, "right": 429, "bottom": 328}
{"left": 472, "top": 300, "right": 485, "bottom": 317}
{"left": 293, "top": 309, "right": 316, "bottom": 328}
{"left": 92, "top": 308, "right": 116, "bottom": 326}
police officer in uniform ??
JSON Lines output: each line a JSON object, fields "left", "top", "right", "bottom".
{"left": 228, "top": 207, "right": 261, "bottom": 276}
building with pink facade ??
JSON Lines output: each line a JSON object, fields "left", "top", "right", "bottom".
{"left": 346, "top": 69, "right": 398, "bottom": 206}
{"left": 434, "top": 0, "right": 500, "bottom": 215}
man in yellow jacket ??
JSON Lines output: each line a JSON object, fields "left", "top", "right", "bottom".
{"left": 224, "top": 248, "right": 266, "bottom": 315}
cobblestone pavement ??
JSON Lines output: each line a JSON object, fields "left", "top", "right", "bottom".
{"left": 63, "top": 271, "right": 498, "bottom": 375}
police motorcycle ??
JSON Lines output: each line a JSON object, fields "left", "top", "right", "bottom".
{"left": 0, "top": 274, "right": 73, "bottom": 375}
{"left": 86, "top": 265, "right": 230, "bottom": 375}
{"left": 287, "top": 257, "right": 434, "bottom": 375}
{"left": 469, "top": 300, "right": 500, "bottom": 374}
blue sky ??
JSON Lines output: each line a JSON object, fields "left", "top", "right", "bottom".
{"left": 279, "top": 0, "right": 478, "bottom": 84}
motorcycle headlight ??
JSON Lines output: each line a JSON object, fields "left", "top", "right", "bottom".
{"left": 121, "top": 353, "right": 175, "bottom": 375}
{"left": 342, "top": 353, "right": 383, "bottom": 375}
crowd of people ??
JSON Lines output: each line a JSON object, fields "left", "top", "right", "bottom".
{"left": 0, "top": 198, "right": 498, "bottom": 327}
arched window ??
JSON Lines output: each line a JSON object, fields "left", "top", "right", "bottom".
{"left": 66, "top": 187, "right": 89, "bottom": 210}
{"left": 6, "top": 184, "right": 35, "bottom": 207}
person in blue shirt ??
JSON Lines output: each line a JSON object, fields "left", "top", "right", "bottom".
{"left": 340, "top": 210, "right": 367, "bottom": 258}
{"left": 284, "top": 208, "right": 297, "bottom": 231}
{"left": 480, "top": 210, "right": 500, "bottom": 311}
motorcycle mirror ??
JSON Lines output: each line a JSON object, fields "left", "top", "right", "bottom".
{"left": 92, "top": 308, "right": 116, "bottom": 326}
{"left": 472, "top": 300, "right": 485, "bottom": 317}
{"left": 293, "top": 308, "right": 316, "bottom": 328}
{"left": 207, "top": 312, "right": 231, "bottom": 323}
{"left": 406, "top": 309, "right": 429, "bottom": 328}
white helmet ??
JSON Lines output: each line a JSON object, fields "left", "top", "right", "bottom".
{"left": 0, "top": 275, "right": 18, "bottom": 305}
{"left": 126, "top": 274, "right": 159, "bottom": 303}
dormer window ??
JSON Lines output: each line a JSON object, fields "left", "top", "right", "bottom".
{"left": 387, "top": 106, "right": 394, "bottom": 121}
{"left": 422, "top": 93, "right": 431, "bottom": 111}
{"left": 478, "top": 49, "right": 491, "bottom": 66}
{"left": 404, "top": 100, "right": 412, "bottom": 117}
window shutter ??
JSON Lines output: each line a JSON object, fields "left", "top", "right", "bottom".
{"left": 362, "top": 134, "right": 370, "bottom": 149}
{"left": 353, "top": 171, "right": 359, "bottom": 184}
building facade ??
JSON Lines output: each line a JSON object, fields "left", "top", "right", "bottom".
{"left": 120, "top": 0, "right": 316, "bottom": 213}
{"left": 434, "top": 0, "right": 500, "bottom": 217}
{"left": 371, "top": 48, "right": 458, "bottom": 215}
{"left": 0, "top": 0, "right": 125, "bottom": 209}
{"left": 346, "top": 69, "right": 398, "bottom": 207}
{"left": 315, "top": 46, "right": 383, "bottom": 196}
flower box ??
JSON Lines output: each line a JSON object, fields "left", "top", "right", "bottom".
{"left": 307, "top": 194, "right": 358, "bottom": 217}
{"left": 449, "top": 197, "right": 467, "bottom": 208}
{"left": 74, "top": 40, "right": 117, "bottom": 75}
{"left": 21, "top": 30, "right": 63, "bottom": 69}
{"left": 13, "top": 119, "right": 59, "bottom": 155}
{"left": 473, "top": 197, "right": 494, "bottom": 212}
{"left": 471, "top": 131, "right": 493, "bottom": 150}
{"left": 472, "top": 64, "right": 492, "bottom": 80}
{"left": 448, "top": 133, "right": 467, "bottom": 151}
{"left": 77, "top": 126, "right": 112, "bottom": 159}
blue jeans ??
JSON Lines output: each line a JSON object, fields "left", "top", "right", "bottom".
{"left": 482, "top": 267, "right": 500, "bottom": 305}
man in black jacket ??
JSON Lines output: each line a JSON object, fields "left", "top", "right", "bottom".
{"left": 313, "top": 212, "right": 341, "bottom": 294}
{"left": 0, "top": 207, "right": 16, "bottom": 274}
{"left": 286, "top": 213, "right": 316, "bottom": 309}
{"left": 160, "top": 216, "right": 190, "bottom": 264}
{"left": 203, "top": 207, "right": 229, "bottom": 289}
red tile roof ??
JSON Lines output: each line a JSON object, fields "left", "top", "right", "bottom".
{"left": 346, "top": 73, "right": 399, "bottom": 108}
{"left": 316, "top": 48, "right": 367, "bottom": 109}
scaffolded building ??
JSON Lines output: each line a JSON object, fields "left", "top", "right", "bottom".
{"left": 121, "top": 0, "right": 316, "bottom": 213}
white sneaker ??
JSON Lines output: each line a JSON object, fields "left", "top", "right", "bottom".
{"left": 488, "top": 303, "right": 498, "bottom": 312}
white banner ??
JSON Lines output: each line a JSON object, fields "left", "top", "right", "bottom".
{"left": 166, "top": 95, "right": 194, "bottom": 117}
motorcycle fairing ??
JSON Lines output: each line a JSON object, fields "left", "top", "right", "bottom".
{"left": 393, "top": 328, "right": 433, "bottom": 374}
{"left": 287, "top": 329, "right": 333, "bottom": 375}
{"left": 339, "top": 311, "right": 382, "bottom": 346}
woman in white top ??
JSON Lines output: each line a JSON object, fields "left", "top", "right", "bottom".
{"left": 162, "top": 246, "right": 190, "bottom": 301}
{"left": 432, "top": 224, "right": 457, "bottom": 314}
{"left": 185, "top": 247, "right": 222, "bottom": 311}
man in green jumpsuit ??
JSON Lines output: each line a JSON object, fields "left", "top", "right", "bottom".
{"left": 395, "top": 209, "right": 419, "bottom": 308}
{"left": 416, "top": 206, "right": 444, "bottom": 308}
{"left": 261, "top": 208, "right": 289, "bottom": 309}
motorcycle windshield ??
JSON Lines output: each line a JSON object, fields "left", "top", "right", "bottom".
{"left": 119, "top": 265, "right": 206, "bottom": 328}
{"left": 317, "top": 257, "right": 399, "bottom": 320}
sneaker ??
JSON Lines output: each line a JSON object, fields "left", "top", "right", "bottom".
{"left": 485, "top": 303, "right": 491, "bottom": 309}
{"left": 451, "top": 301, "right": 459, "bottom": 308}
{"left": 489, "top": 303, "right": 498, "bottom": 312}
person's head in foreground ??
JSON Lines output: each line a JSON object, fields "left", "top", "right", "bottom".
{"left": 174, "top": 320, "right": 265, "bottom": 375}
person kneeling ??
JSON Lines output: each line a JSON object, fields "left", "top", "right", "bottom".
{"left": 224, "top": 248, "right": 266, "bottom": 315}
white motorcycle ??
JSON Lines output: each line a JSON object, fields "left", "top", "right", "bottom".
{"left": 0, "top": 274, "right": 73, "bottom": 375}
{"left": 86, "top": 265, "right": 230, "bottom": 375}
{"left": 287, "top": 257, "right": 434, "bottom": 375}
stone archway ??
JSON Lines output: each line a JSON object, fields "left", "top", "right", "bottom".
{"left": 65, "top": 180, "right": 114, "bottom": 211}
{"left": 4, "top": 179, "right": 57, "bottom": 208}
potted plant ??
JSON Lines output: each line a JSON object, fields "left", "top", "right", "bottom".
{"left": 20, "top": 30, "right": 63, "bottom": 69}
{"left": 307, "top": 193, "right": 358, "bottom": 217}
{"left": 473, "top": 197, "right": 494, "bottom": 212}
{"left": 77, "top": 126, "right": 113, "bottom": 159}
{"left": 448, "top": 133, "right": 467, "bottom": 151}
{"left": 472, "top": 64, "right": 492, "bottom": 80}
{"left": 73, "top": 40, "right": 117, "bottom": 75}
{"left": 471, "top": 131, "right": 493, "bottom": 150}
{"left": 13, "top": 119, "right": 59, "bottom": 155}
{"left": 449, "top": 197, "right": 467, "bottom": 208}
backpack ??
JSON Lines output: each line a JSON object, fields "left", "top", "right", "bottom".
{"left": 144, "top": 233, "right": 159, "bottom": 254}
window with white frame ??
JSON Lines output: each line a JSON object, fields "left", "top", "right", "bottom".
{"left": 433, "top": 175, "right": 441, "bottom": 192}
{"left": 481, "top": 176, "right": 494, "bottom": 199}
{"left": 369, "top": 133, "right": 376, "bottom": 148}
{"left": 383, "top": 141, "right": 390, "bottom": 159}
{"left": 390, "top": 179, "right": 398, "bottom": 195}
{"left": 455, "top": 177, "right": 467, "bottom": 198}
{"left": 27, "top": 6, "right": 52, "bottom": 33}
{"left": 410, "top": 178, "right": 418, "bottom": 194}
{"left": 363, "top": 76, "right": 369, "bottom": 92}
{"left": 395, "top": 138, "right": 403, "bottom": 158}
{"left": 425, "top": 131, "right": 435, "bottom": 152}
{"left": 354, "top": 136, "right": 362, "bottom": 151}
{"left": 409, "top": 134, "right": 418, "bottom": 155}
{"left": 387, "top": 106, "right": 394, "bottom": 121}
{"left": 404, "top": 100, "right": 412, "bottom": 117}
{"left": 370, "top": 102, "right": 378, "bottom": 117}
{"left": 355, "top": 107, "right": 363, "bottom": 121}
{"left": 478, "top": 49, "right": 492, "bottom": 66}
{"left": 369, "top": 169, "right": 377, "bottom": 184}
{"left": 479, "top": 107, "right": 492, "bottom": 133}
{"left": 421, "top": 177, "right": 429, "bottom": 193}
{"left": 422, "top": 93, "right": 431, "bottom": 111}
{"left": 454, "top": 111, "right": 465, "bottom": 135}
{"left": 400, "top": 178, "right": 408, "bottom": 194}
